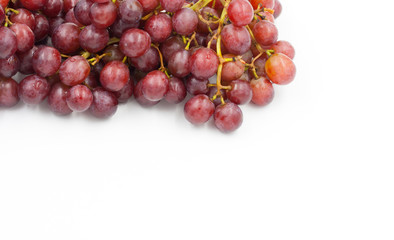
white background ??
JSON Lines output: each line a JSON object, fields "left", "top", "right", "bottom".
{"left": 1, "top": 0, "right": 394, "bottom": 239}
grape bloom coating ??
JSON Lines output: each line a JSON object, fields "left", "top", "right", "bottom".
{"left": 0, "top": 0, "right": 296, "bottom": 133}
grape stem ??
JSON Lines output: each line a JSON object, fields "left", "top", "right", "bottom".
{"left": 188, "top": 0, "right": 213, "bottom": 11}
{"left": 151, "top": 44, "right": 170, "bottom": 78}
{"left": 185, "top": 32, "right": 197, "bottom": 50}
{"left": 88, "top": 53, "right": 111, "bottom": 66}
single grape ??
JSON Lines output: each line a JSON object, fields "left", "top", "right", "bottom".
{"left": 141, "top": 70, "right": 169, "bottom": 101}
{"left": 10, "top": 23, "right": 35, "bottom": 53}
{"left": 134, "top": 79, "right": 160, "bottom": 106}
{"left": 84, "top": 72, "right": 100, "bottom": 89}
{"left": 159, "top": 0, "right": 184, "bottom": 12}
{"left": 0, "top": 27, "right": 17, "bottom": 59}
{"left": 59, "top": 55, "right": 91, "bottom": 86}
{"left": 265, "top": 53, "right": 296, "bottom": 85}
{"left": 197, "top": 7, "right": 219, "bottom": 33}
{"left": 66, "top": 84, "right": 93, "bottom": 112}
{"left": 79, "top": 24, "right": 109, "bottom": 53}
{"left": 65, "top": 9, "right": 83, "bottom": 27}
{"left": 185, "top": 75, "right": 209, "bottom": 95}
{"left": 184, "top": 94, "right": 215, "bottom": 125}
{"left": 102, "top": 44, "right": 125, "bottom": 63}
{"left": 33, "top": 13, "right": 49, "bottom": 42}
{"left": 253, "top": 20, "right": 278, "bottom": 46}
{"left": 90, "top": 87, "right": 118, "bottom": 118}
{"left": 48, "top": 83, "right": 73, "bottom": 115}
{"left": 168, "top": 49, "right": 191, "bottom": 78}
{"left": 227, "top": 0, "right": 254, "bottom": 27}
{"left": 51, "top": 23, "right": 81, "bottom": 54}
{"left": 214, "top": 102, "right": 243, "bottom": 133}
{"left": 74, "top": 0, "right": 94, "bottom": 26}
{"left": 137, "top": 0, "right": 159, "bottom": 13}
{"left": 172, "top": 8, "right": 198, "bottom": 36}
{"left": 250, "top": 0, "right": 274, "bottom": 9}
{"left": 226, "top": 79, "right": 252, "bottom": 105}
{"left": 114, "top": 78, "right": 134, "bottom": 103}
{"left": 269, "top": 40, "right": 295, "bottom": 59}
{"left": 90, "top": 2, "right": 117, "bottom": 29}
{"left": 0, "top": 77, "right": 19, "bottom": 107}
{"left": 100, "top": 60, "right": 130, "bottom": 92}
{"left": 0, "top": 55, "right": 20, "bottom": 78}
{"left": 164, "top": 77, "right": 186, "bottom": 104}
{"left": 222, "top": 54, "right": 245, "bottom": 83}
{"left": 189, "top": 47, "right": 219, "bottom": 79}
{"left": 10, "top": 8, "right": 36, "bottom": 30}
{"left": 129, "top": 46, "right": 159, "bottom": 72}
{"left": 250, "top": 77, "right": 274, "bottom": 106}
{"left": 273, "top": 0, "right": 282, "bottom": 18}
{"left": 20, "top": 0, "right": 46, "bottom": 11}
{"left": 32, "top": 46, "right": 61, "bottom": 77}
{"left": 160, "top": 36, "right": 185, "bottom": 62}
{"left": 221, "top": 24, "right": 251, "bottom": 55}
{"left": 63, "top": 0, "right": 78, "bottom": 13}
{"left": 144, "top": 13, "right": 172, "bottom": 43}
{"left": 18, "top": 74, "right": 50, "bottom": 104}
{"left": 42, "top": 0, "right": 63, "bottom": 18}
{"left": 117, "top": 0, "right": 143, "bottom": 24}
{"left": 17, "top": 45, "right": 37, "bottom": 74}
{"left": 119, "top": 28, "right": 151, "bottom": 57}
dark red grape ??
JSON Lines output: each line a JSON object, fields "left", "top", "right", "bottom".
{"left": 51, "top": 23, "right": 81, "bottom": 54}
{"left": 160, "top": 36, "right": 185, "bottom": 62}
{"left": 134, "top": 79, "right": 160, "bottom": 106}
{"left": 197, "top": 7, "right": 219, "bottom": 33}
{"left": 185, "top": 75, "right": 209, "bottom": 95}
{"left": 102, "top": 44, "right": 125, "bottom": 63}
{"left": 0, "top": 27, "right": 17, "bottom": 59}
{"left": 18, "top": 74, "right": 50, "bottom": 104}
{"left": 79, "top": 24, "right": 109, "bottom": 53}
{"left": 172, "top": 8, "right": 198, "bottom": 36}
{"left": 221, "top": 24, "right": 251, "bottom": 55}
{"left": 0, "top": 77, "right": 19, "bottom": 107}
{"left": 10, "top": 8, "right": 35, "bottom": 30}
{"left": 118, "top": 0, "right": 143, "bottom": 24}
{"left": 32, "top": 46, "right": 61, "bottom": 77}
{"left": 265, "top": 53, "right": 296, "bottom": 85}
{"left": 114, "top": 78, "right": 134, "bottom": 103}
{"left": 164, "top": 77, "right": 186, "bottom": 104}
{"left": 63, "top": 0, "right": 78, "bottom": 13}
{"left": 59, "top": 55, "right": 91, "bottom": 86}
{"left": 137, "top": 0, "right": 159, "bottom": 13}
{"left": 141, "top": 70, "right": 169, "bottom": 101}
{"left": 90, "top": 2, "right": 117, "bottom": 29}
{"left": 48, "top": 16, "right": 65, "bottom": 36}
{"left": 109, "top": 18, "right": 139, "bottom": 38}
{"left": 48, "top": 82, "right": 73, "bottom": 115}
{"left": 65, "top": 9, "right": 83, "bottom": 27}
{"left": 250, "top": 77, "right": 274, "bottom": 106}
{"left": 120, "top": 28, "right": 151, "bottom": 57}
{"left": 144, "top": 13, "right": 172, "bottom": 43}
{"left": 0, "top": 6, "right": 4, "bottom": 25}
{"left": 189, "top": 47, "right": 218, "bottom": 79}
{"left": 17, "top": 45, "right": 37, "bottom": 74}
{"left": 253, "top": 20, "right": 278, "bottom": 46}
{"left": 0, "top": 55, "right": 20, "bottom": 78}
{"left": 228, "top": 0, "right": 254, "bottom": 27}
{"left": 43, "top": 0, "right": 63, "bottom": 18}
{"left": 159, "top": 0, "right": 183, "bottom": 12}
{"left": 90, "top": 87, "right": 118, "bottom": 118}
{"left": 20, "top": 0, "right": 45, "bottom": 11}
{"left": 100, "top": 60, "right": 130, "bottom": 91}
{"left": 129, "top": 46, "right": 159, "bottom": 72}
{"left": 10, "top": 23, "right": 35, "bottom": 53}
{"left": 33, "top": 13, "right": 49, "bottom": 42}
{"left": 74, "top": 0, "right": 93, "bottom": 26}
{"left": 66, "top": 84, "right": 93, "bottom": 112}
{"left": 222, "top": 54, "right": 245, "bottom": 83}
{"left": 184, "top": 94, "right": 215, "bottom": 125}
{"left": 214, "top": 102, "right": 243, "bottom": 133}
{"left": 168, "top": 49, "right": 190, "bottom": 78}
{"left": 226, "top": 79, "right": 252, "bottom": 105}
{"left": 84, "top": 72, "right": 100, "bottom": 89}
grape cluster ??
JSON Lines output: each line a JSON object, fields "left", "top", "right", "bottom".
{"left": 0, "top": 0, "right": 296, "bottom": 133}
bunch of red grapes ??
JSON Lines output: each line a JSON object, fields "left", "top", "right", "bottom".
{"left": 0, "top": 0, "right": 296, "bottom": 133}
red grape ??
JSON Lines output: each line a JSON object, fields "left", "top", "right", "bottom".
{"left": 221, "top": 24, "right": 251, "bottom": 55}
{"left": 129, "top": 46, "right": 159, "bottom": 72}
{"left": 52, "top": 23, "right": 81, "bottom": 54}
{"left": 20, "top": 0, "right": 45, "bottom": 11}
{"left": 214, "top": 102, "right": 243, "bottom": 133}
{"left": 79, "top": 24, "right": 109, "bottom": 53}
{"left": 32, "top": 46, "right": 61, "bottom": 77}
{"left": 114, "top": 78, "right": 134, "bottom": 103}
{"left": 134, "top": 79, "right": 160, "bottom": 106}
{"left": 42, "top": 0, "right": 63, "bottom": 18}
{"left": 118, "top": 0, "right": 143, "bottom": 24}
{"left": 273, "top": 0, "right": 282, "bottom": 18}
{"left": 0, "top": 55, "right": 20, "bottom": 78}
{"left": 18, "top": 74, "right": 50, "bottom": 104}
{"left": 189, "top": 47, "right": 219, "bottom": 79}
{"left": 0, "top": 27, "right": 17, "bottom": 59}
{"left": 228, "top": 0, "right": 254, "bottom": 27}
{"left": 90, "top": 87, "right": 118, "bottom": 118}
{"left": 141, "top": 70, "right": 169, "bottom": 101}
{"left": 227, "top": 79, "right": 252, "bottom": 105}
{"left": 48, "top": 83, "right": 73, "bottom": 115}
{"left": 10, "top": 23, "right": 35, "bottom": 53}
{"left": 253, "top": 20, "right": 278, "bottom": 46}
{"left": 269, "top": 40, "right": 295, "bottom": 59}
{"left": 59, "top": 56, "right": 91, "bottom": 86}
{"left": 265, "top": 53, "right": 296, "bottom": 85}
{"left": 120, "top": 28, "right": 151, "bottom": 57}
{"left": 144, "top": 13, "right": 172, "bottom": 43}
{"left": 66, "top": 84, "right": 93, "bottom": 112}
{"left": 10, "top": 8, "right": 36, "bottom": 30}
{"left": 172, "top": 8, "right": 198, "bottom": 36}
{"left": 168, "top": 49, "right": 191, "bottom": 78}
{"left": 184, "top": 94, "right": 215, "bottom": 125}
{"left": 33, "top": 13, "right": 49, "bottom": 42}
{"left": 100, "top": 60, "right": 130, "bottom": 92}
{"left": 159, "top": 0, "right": 184, "bottom": 13}
{"left": 250, "top": 77, "right": 274, "bottom": 106}
{"left": 0, "top": 77, "right": 19, "bottom": 107}
{"left": 74, "top": 0, "right": 94, "bottom": 26}
{"left": 90, "top": 2, "right": 117, "bottom": 29}
{"left": 165, "top": 77, "right": 186, "bottom": 104}
{"left": 185, "top": 75, "right": 209, "bottom": 95}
